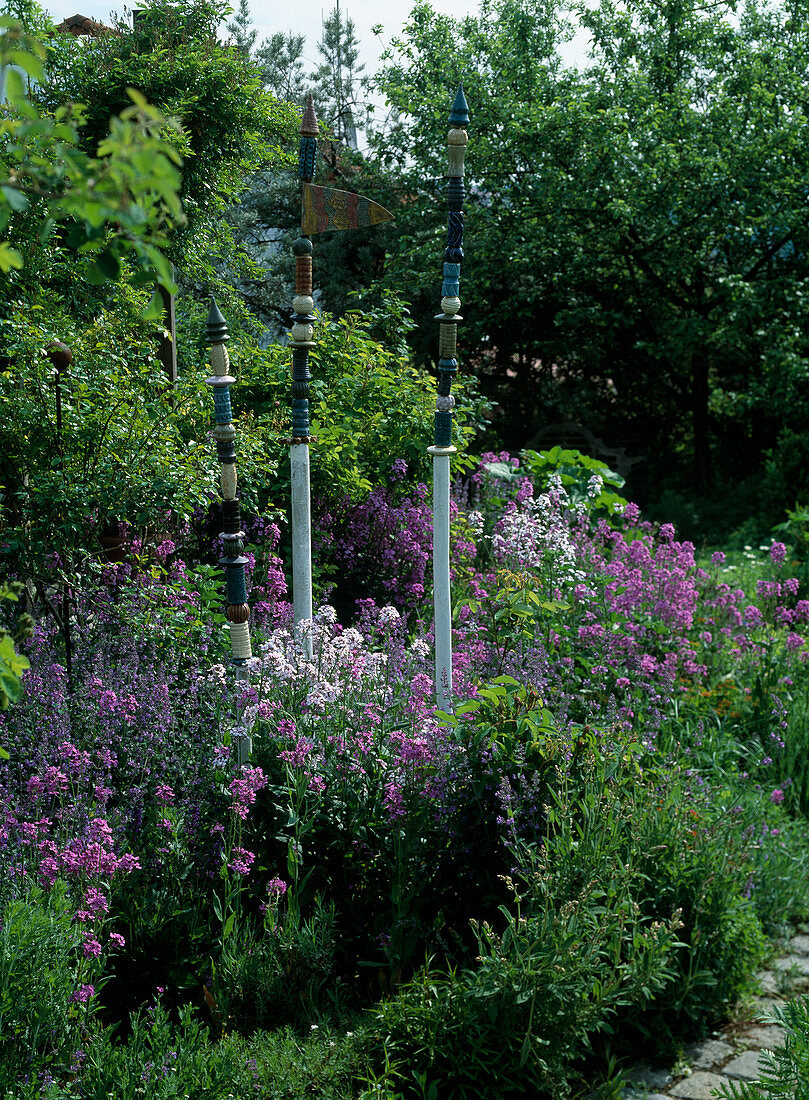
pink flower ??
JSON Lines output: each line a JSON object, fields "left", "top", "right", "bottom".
{"left": 109, "top": 932, "right": 126, "bottom": 949}
{"left": 83, "top": 938, "right": 102, "bottom": 958}
{"left": 228, "top": 847, "right": 255, "bottom": 876}
{"left": 771, "top": 788, "right": 785, "bottom": 804}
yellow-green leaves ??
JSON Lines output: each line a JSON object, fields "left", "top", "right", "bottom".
{"left": 1, "top": 22, "right": 184, "bottom": 301}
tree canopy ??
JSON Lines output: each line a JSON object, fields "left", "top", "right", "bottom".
{"left": 370, "top": 0, "right": 809, "bottom": 526}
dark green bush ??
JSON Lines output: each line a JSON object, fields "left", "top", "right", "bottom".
{"left": 215, "top": 899, "right": 337, "bottom": 1034}
{"left": 0, "top": 881, "right": 93, "bottom": 1084}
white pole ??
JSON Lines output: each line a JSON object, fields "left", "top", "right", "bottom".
{"left": 290, "top": 441, "right": 314, "bottom": 659}
{"left": 429, "top": 84, "right": 469, "bottom": 713}
{"left": 430, "top": 445, "right": 456, "bottom": 712}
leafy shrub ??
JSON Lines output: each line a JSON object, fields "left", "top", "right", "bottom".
{"left": 372, "top": 734, "right": 683, "bottom": 1099}
{"left": 8, "top": 997, "right": 255, "bottom": 1100}
{"left": 242, "top": 1021, "right": 374, "bottom": 1100}
{"left": 216, "top": 898, "right": 337, "bottom": 1033}
{"left": 0, "top": 290, "right": 278, "bottom": 572}
{"left": 234, "top": 296, "right": 488, "bottom": 502}
{"left": 0, "top": 881, "right": 95, "bottom": 1084}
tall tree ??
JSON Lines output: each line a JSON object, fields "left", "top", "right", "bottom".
{"left": 36, "top": 0, "right": 297, "bottom": 255}
{"left": 256, "top": 31, "right": 307, "bottom": 105}
{"left": 310, "top": 4, "right": 368, "bottom": 151}
{"left": 33, "top": 0, "right": 298, "bottom": 315}
{"left": 369, "top": 0, "right": 809, "bottom": 516}
{"left": 226, "top": 0, "right": 257, "bottom": 57}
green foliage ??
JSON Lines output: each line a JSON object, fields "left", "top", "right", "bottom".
{"left": 369, "top": 705, "right": 789, "bottom": 1093}
{"left": 215, "top": 898, "right": 337, "bottom": 1033}
{"left": 714, "top": 997, "right": 809, "bottom": 1100}
{"left": 520, "top": 448, "right": 627, "bottom": 517}
{"left": 236, "top": 296, "right": 487, "bottom": 502}
{"left": 7, "top": 997, "right": 255, "bottom": 1099}
{"left": 36, "top": 0, "right": 297, "bottom": 228}
{"left": 309, "top": 5, "right": 369, "bottom": 147}
{"left": 242, "top": 1022, "right": 374, "bottom": 1100}
{"left": 0, "top": 290, "right": 279, "bottom": 571}
{"left": 372, "top": 737, "right": 683, "bottom": 1098}
{"left": 0, "top": 881, "right": 95, "bottom": 1084}
{"left": 0, "top": 18, "right": 182, "bottom": 290}
{"left": 370, "top": 0, "right": 809, "bottom": 522}
{"left": 0, "top": 581, "right": 30, "bottom": 711}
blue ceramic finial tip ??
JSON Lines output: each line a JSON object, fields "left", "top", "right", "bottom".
{"left": 449, "top": 84, "right": 469, "bottom": 127}
{"left": 206, "top": 295, "right": 230, "bottom": 345}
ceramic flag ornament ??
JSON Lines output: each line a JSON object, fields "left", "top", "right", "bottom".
{"left": 288, "top": 95, "right": 393, "bottom": 654}
{"left": 205, "top": 297, "right": 253, "bottom": 763}
{"left": 430, "top": 84, "right": 469, "bottom": 714}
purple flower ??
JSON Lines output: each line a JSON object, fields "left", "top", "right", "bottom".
{"left": 770, "top": 542, "right": 787, "bottom": 567}
{"left": 69, "top": 984, "right": 95, "bottom": 1004}
{"left": 771, "top": 788, "right": 785, "bottom": 804}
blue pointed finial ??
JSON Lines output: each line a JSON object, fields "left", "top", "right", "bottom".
{"left": 207, "top": 295, "right": 229, "bottom": 345}
{"left": 449, "top": 84, "right": 469, "bottom": 127}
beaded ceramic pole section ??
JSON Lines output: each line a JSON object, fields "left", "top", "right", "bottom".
{"left": 206, "top": 297, "right": 253, "bottom": 763}
{"left": 428, "top": 84, "right": 469, "bottom": 715}
{"left": 288, "top": 95, "right": 319, "bottom": 659}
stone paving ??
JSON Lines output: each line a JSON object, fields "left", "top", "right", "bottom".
{"left": 621, "top": 930, "right": 809, "bottom": 1099}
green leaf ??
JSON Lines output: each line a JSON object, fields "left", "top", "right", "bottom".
{"left": 94, "top": 248, "right": 121, "bottom": 281}
{"left": 142, "top": 286, "right": 164, "bottom": 321}
{"left": 7, "top": 48, "right": 45, "bottom": 81}
{"left": 0, "top": 186, "right": 28, "bottom": 213}
{"left": 0, "top": 243, "right": 23, "bottom": 271}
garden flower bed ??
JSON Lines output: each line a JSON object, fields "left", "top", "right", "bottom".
{"left": 1, "top": 450, "right": 807, "bottom": 1099}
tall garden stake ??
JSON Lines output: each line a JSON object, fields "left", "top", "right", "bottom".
{"left": 289, "top": 95, "right": 393, "bottom": 655}
{"left": 430, "top": 85, "right": 469, "bottom": 714}
{"left": 205, "top": 298, "right": 253, "bottom": 764}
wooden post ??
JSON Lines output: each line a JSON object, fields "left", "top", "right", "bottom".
{"left": 157, "top": 281, "right": 177, "bottom": 385}
{"left": 46, "top": 340, "right": 73, "bottom": 691}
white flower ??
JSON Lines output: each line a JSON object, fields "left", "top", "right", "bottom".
{"left": 294, "top": 617, "right": 315, "bottom": 641}
{"left": 378, "top": 605, "right": 400, "bottom": 625}
{"left": 586, "top": 473, "right": 604, "bottom": 499}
